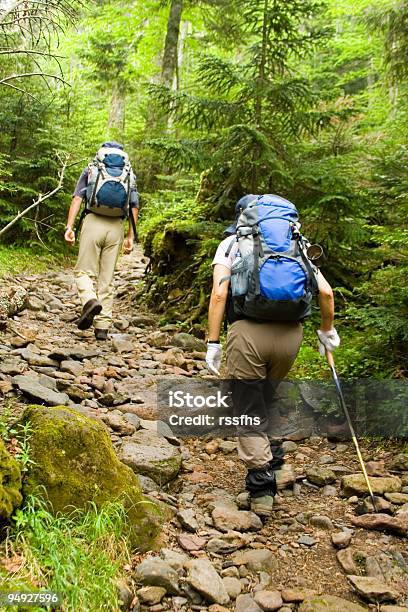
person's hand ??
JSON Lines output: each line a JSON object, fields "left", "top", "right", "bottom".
{"left": 205, "top": 342, "right": 222, "bottom": 376}
{"left": 317, "top": 328, "right": 340, "bottom": 356}
{"left": 64, "top": 227, "right": 75, "bottom": 245}
{"left": 123, "top": 237, "right": 134, "bottom": 254}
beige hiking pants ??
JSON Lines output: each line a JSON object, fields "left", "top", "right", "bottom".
{"left": 226, "top": 318, "right": 303, "bottom": 469}
{"left": 74, "top": 214, "right": 124, "bottom": 330}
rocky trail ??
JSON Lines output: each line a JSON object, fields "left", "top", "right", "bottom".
{"left": 1, "top": 248, "right": 408, "bottom": 612}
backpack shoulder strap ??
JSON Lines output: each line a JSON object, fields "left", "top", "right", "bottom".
{"left": 225, "top": 236, "right": 237, "bottom": 257}
{"left": 298, "top": 237, "right": 319, "bottom": 294}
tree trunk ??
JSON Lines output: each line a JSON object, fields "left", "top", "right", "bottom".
{"left": 107, "top": 83, "right": 125, "bottom": 134}
{"left": 161, "top": 0, "right": 184, "bottom": 87}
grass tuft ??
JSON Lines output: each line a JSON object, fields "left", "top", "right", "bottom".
{"left": 0, "top": 495, "right": 133, "bottom": 612}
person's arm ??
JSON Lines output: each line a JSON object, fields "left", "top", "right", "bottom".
{"left": 205, "top": 263, "right": 230, "bottom": 375}
{"left": 317, "top": 270, "right": 334, "bottom": 331}
{"left": 123, "top": 182, "right": 139, "bottom": 253}
{"left": 208, "top": 263, "right": 230, "bottom": 341}
{"left": 123, "top": 207, "right": 139, "bottom": 254}
{"left": 64, "top": 195, "right": 82, "bottom": 245}
{"left": 316, "top": 270, "right": 340, "bottom": 354}
{"left": 65, "top": 168, "right": 87, "bottom": 245}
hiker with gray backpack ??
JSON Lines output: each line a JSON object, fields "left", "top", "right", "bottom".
{"left": 64, "top": 141, "right": 139, "bottom": 340}
{"left": 205, "top": 194, "right": 340, "bottom": 518}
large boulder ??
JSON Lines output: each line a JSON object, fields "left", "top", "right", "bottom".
{"left": 22, "top": 405, "right": 162, "bottom": 550}
{"left": 0, "top": 438, "right": 22, "bottom": 520}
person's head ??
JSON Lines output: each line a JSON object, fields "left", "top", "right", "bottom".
{"left": 101, "top": 141, "right": 124, "bottom": 150}
{"left": 223, "top": 194, "right": 259, "bottom": 236}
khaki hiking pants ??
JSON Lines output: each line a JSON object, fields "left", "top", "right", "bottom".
{"left": 74, "top": 214, "right": 124, "bottom": 330}
{"left": 226, "top": 318, "right": 303, "bottom": 469}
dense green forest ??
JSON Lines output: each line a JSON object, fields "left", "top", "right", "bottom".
{"left": 0, "top": 0, "right": 407, "bottom": 378}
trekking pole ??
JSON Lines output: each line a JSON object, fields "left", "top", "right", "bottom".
{"left": 326, "top": 350, "right": 378, "bottom": 512}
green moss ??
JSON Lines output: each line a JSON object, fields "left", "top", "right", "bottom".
{"left": 0, "top": 438, "right": 22, "bottom": 520}
{"left": 22, "top": 405, "right": 162, "bottom": 550}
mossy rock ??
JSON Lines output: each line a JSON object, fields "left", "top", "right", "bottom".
{"left": 0, "top": 438, "right": 22, "bottom": 520}
{"left": 22, "top": 405, "right": 163, "bottom": 550}
{"left": 299, "top": 594, "right": 367, "bottom": 611}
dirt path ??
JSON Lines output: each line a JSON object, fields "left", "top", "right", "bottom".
{"left": 0, "top": 248, "right": 408, "bottom": 611}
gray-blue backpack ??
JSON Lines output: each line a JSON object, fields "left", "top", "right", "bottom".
{"left": 86, "top": 144, "right": 136, "bottom": 217}
{"left": 225, "top": 194, "right": 318, "bottom": 322}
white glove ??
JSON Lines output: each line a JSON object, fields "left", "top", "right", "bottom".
{"left": 205, "top": 343, "right": 222, "bottom": 376}
{"left": 317, "top": 328, "right": 340, "bottom": 356}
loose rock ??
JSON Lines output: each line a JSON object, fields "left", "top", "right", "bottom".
{"left": 137, "top": 586, "right": 166, "bottom": 605}
{"left": 281, "top": 589, "right": 316, "bottom": 603}
{"left": 12, "top": 375, "right": 70, "bottom": 406}
{"left": 299, "top": 594, "right": 367, "bottom": 611}
{"left": 253, "top": 590, "right": 283, "bottom": 610}
{"left": 331, "top": 531, "right": 352, "bottom": 549}
{"left": 176, "top": 508, "right": 199, "bottom": 532}
{"left": 119, "top": 429, "right": 182, "bottom": 485}
{"left": 336, "top": 548, "right": 358, "bottom": 574}
{"left": 186, "top": 559, "right": 230, "bottom": 605}
{"left": 341, "top": 474, "right": 402, "bottom": 497}
{"left": 230, "top": 549, "right": 277, "bottom": 572}
{"left": 212, "top": 506, "right": 262, "bottom": 532}
{"left": 351, "top": 513, "right": 408, "bottom": 537}
{"left": 222, "top": 576, "right": 241, "bottom": 599}
{"left": 235, "top": 594, "right": 263, "bottom": 612}
{"left": 135, "top": 558, "right": 179, "bottom": 595}
{"left": 309, "top": 515, "right": 334, "bottom": 530}
{"left": 347, "top": 575, "right": 399, "bottom": 603}
{"left": 306, "top": 467, "right": 336, "bottom": 486}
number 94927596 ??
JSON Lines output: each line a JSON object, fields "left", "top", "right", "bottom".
{"left": 0, "top": 591, "right": 61, "bottom": 607}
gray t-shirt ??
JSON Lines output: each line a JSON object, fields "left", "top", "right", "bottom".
{"left": 73, "top": 167, "right": 140, "bottom": 208}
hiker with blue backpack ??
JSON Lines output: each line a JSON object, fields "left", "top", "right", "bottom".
{"left": 64, "top": 142, "right": 139, "bottom": 340}
{"left": 205, "top": 194, "right": 340, "bottom": 518}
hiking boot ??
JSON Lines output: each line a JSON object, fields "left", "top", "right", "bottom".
{"left": 94, "top": 328, "right": 108, "bottom": 341}
{"left": 77, "top": 299, "right": 102, "bottom": 330}
{"left": 250, "top": 494, "right": 274, "bottom": 518}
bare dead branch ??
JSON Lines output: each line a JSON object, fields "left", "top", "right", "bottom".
{"left": 0, "top": 72, "right": 70, "bottom": 86}
{"left": 0, "top": 49, "right": 65, "bottom": 58}
{"left": 0, "top": 155, "right": 69, "bottom": 239}
{"left": 0, "top": 80, "right": 38, "bottom": 100}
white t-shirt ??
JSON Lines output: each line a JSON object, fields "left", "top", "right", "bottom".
{"left": 211, "top": 236, "right": 239, "bottom": 270}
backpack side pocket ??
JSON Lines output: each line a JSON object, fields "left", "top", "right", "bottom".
{"left": 230, "top": 254, "right": 253, "bottom": 297}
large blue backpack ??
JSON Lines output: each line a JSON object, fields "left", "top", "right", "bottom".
{"left": 226, "top": 194, "right": 318, "bottom": 322}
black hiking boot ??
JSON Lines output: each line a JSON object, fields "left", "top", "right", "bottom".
{"left": 77, "top": 299, "right": 102, "bottom": 330}
{"left": 246, "top": 464, "right": 277, "bottom": 519}
{"left": 94, "top": 328, "right": 108, "bottom": 341}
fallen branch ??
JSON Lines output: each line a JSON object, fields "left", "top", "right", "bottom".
{"left": 0, "top": 155, "right": 69, "bottom": 239}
